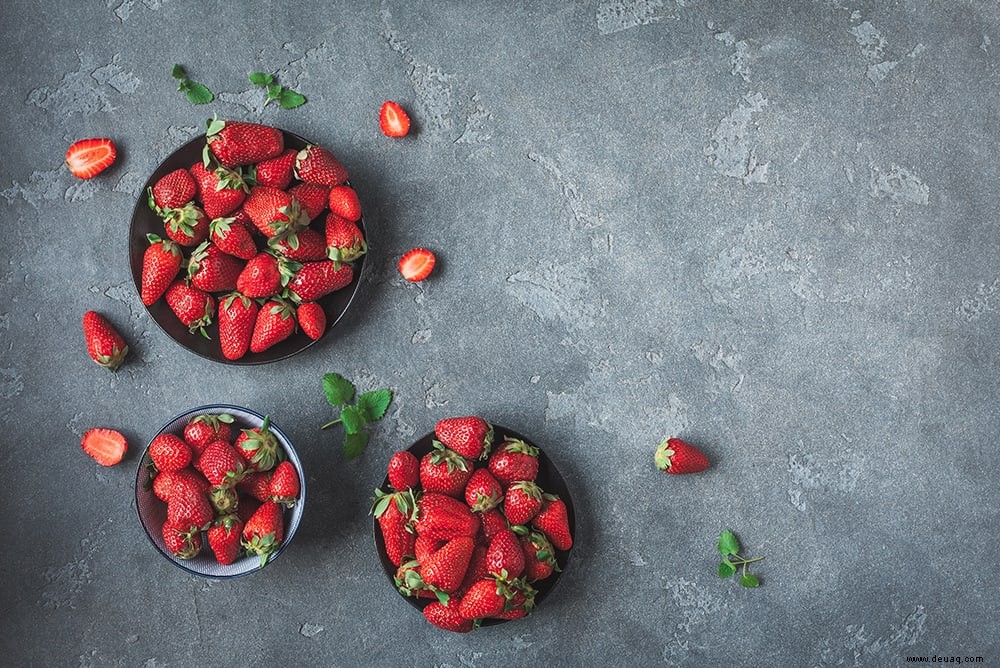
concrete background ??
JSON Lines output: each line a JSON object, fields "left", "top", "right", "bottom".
{"left": 1, "top": 1, "right": 997, "bottom": 666}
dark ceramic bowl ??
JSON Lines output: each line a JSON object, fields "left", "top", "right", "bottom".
{"left": 128, "top": 129, "right": 366, "bottom": 364}
{"left": 374, "top": 426, "right": 575, "bottom": 626}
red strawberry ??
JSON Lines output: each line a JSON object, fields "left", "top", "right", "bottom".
{"left": 372, "top": 489, "right": 416, "bottom": 567}
{"left": 183, "top": 413, "right": 234, "bottom": 452}
{"left": 285, "top": 261, "right": 353, "bottom": 303}
{"left": 159, "top": 202, "right": 209, "bottom": 247}
{"left": 288, "top": 182, "right": 330, "bottom": 221}
{"left": 152, "top": 468, "right": 209, "bottom": 502}
{"left": 198, "top": 440, "right": 245, "bottom": 487}
{"left": 478, "top": 508, "right": 508, "bottom": 543}
{"left": 209, "top": 485, "right": 239, "bottom": 514}
{"left": 151, "top": 168, "right": 196, "bottom": 209}
{"left": 420, "top": 442, "right": 473, "bottom": 498}
{"left": 423, "top": 600, "right": 473, "bottom": 633}
{"left": 413, "top": 493, "right": 480, "bottom": 541}
{"left": 218, "top": 292, "right": 258, "bottom": 361}
{"left": 165, "top": 281, "right": 214, "bottom": 335}
{"left": 65, "top": 137, "right": 116, "bottom": 179}
{"left": 82, "top": 311, "right": 128, "bottom": 372}
{"left": 422, "top": 536, "right": 475, "bottom": 593}
{"left": 241, "top": 500, "right": 285, "bottom": 566}
{"left": 270, "top": 227, "right": 327, "bottom": 261}
{"left": 327, "top": 185, "right": 361, "bottom": 222}
{"left": 270, "top": 461, "right": 299, "bottom": 506}
{"left": 379, "top": 101, "right": 411, "bottom": 138}
{"left": 80, "top": 428, "right": 127, "bottom": 466}
{"left": 388, "top": 450, "right": 419, "bottom": 492}
{"left": 398, "top": 248, "right": 435, "bottom": 282}
{"left": 531, "top": 494, "right": 573, "bottom": 551}
{"left": 236, "top": 495, "right": 261, "bottom": 524}
{"left": 458, "top": 578, "right": 510, "bottom": 620}
{"left": 394, "top": 558, "right": 437, "bottom": 599}
{"left": 206, "top": 119, "right": 284, "bottom": 167}
{"left": 206, "top": 514, "right": 243, "bottom": 565}
{"left": 516, "top": 528, "right": 558, "bottom": 582}
{"left": 253, "top": 148, "right": 296, "bottom": 189}
{"left": 166, "top": 485, "right": 214, "bottom": 531}
{"left": 234, "top": 416, "right": 281, "bottom": 472}
{"left": 324, "top": 213, "right": 367, "bottom": 262}
{"left": 655, "top": 437, "right": 709, "bottom": 474}
{"left": 464, "top": 468, "right": 503, "bottom": 512}
{"left": 296, "top": 302, "right": 326, "bottom": 341}
{"left": 486, "top": 529, "right": 525, "bottom": 580}
{"left": 456, "top": 544, "right": 489, "bottom": 596}
{"left": 141, "top": 234, "right": 182, "bottom": 305}
{"left": 237, "top": 471, "right": 274, "bottom": 502}
{"left": 237, "top": 252, "right": 291, "bottom": 299}
{"left": 209, "top": 217, "right": 256, "bottom": 260}
{"left": 503, "top": 480, "right": 543, "bottom": 526}
{"left": 436, "top": 417, "right": 493, "bottom": 460}
{"left": 243, "top": 185, "right": 309, "bottom": 239}
{"left": 190, "top": 161, "right": 248, "bottom": 219}
{"left": 294, "top": 144, "right": 348, "bottom": 186}
{"left": 149, "top": 434, "right": 192, "bottom": 472}
{"left": 415, "top": 535, "right": 444, "bottom": 564}
{"left": 161, "top": 521, "right": 201, "bottom": 559}
{"left": 494, "top": 583, "right": 536, "bottom": 620}
{"left": 187, "top": 241, "right": 243, "bottom": 292}
{"left": 488, "top": 438, "right": 539, "bottom": 488}
{"left": 250, "top": 300, "right": 297, "bottom": 353}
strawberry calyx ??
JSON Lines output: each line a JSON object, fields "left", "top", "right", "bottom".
{"left": 205, "top": 115, "right": 226, "bottom": 139}
{"left": 146, "top": 233, "right": 181, "bottom": 257}
{"left": 429, "top": 440, "right": 470, "bottom": 473}
{"left": 209, "top": 485, "right": 239, "bottom": 513}
{"left": 654, "top": 438, "right": 676, "bottom": 472}
{"left": 221, "top": 291, "right": 253, "bottom": 311}
{"left": 501, "top": 437, "right": 539, "bottom": 458}
{"left": 371, "top": 487, "right": 416, "bottom": 523}
{"left": 162, "top": 202, "right": 205, "bottom": 237}
{"left": 242, "top": 530, "right": 279, "bottom": 568}
{"left": 186, "top": 240, "right": 211, "bottom": 280}
{"left": 509, "top": 480, "right": 543, "bottom": 502}
{"left": 237, "top": 416, "right": 279, "bottom": 471}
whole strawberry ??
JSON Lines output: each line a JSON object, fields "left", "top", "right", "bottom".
{"left": 495, "top": 582, "right": 536, "bottom": 620}
{"left": 515, "top": 527, "right": 558, "bottom": 582}
{"left": 152, "top": 468, "right": 209, "bottom": 502}
{"left": 486, "top": 529, "right": 525, "bottom": 580}
{"left": 285, "top": 260, "right": 354, "bottom": 303}
{"left": 296, "top": 302, "right": 326, "bottom": 341}
{"left": 371, "top": 489, "right": 416, "bottom": 567}
{"left": 243, "top": 185, "right": 309, "bottom": 239}
{"left": 149, "top": 433, "right": 192, "bottom": 472}
{"left": 141, "top": 234, "right": 182, "bottom": 305}
{"left": 250, "top": 300, "right": 297, "bottom": 353}
{"left": 234, "top": 417, "right": 280, "bottom": 472}
{"left": 206, "top": 119, "right": 284, "bottom": 167}
{"left": 207, "top": 514, "right": 244, "bottom": 565}
{"left": 464, "top": 468, "right": 503, "bottom": 512}
{"left": 218, "top": 292, "right": 258, "bottom": 361}
{"left": 413, "top": 493, "right": 480, "bottom": 541}
{"left": 160, "top": 202, "right": 209, "bottom": 247}
{"left": 420, "top": 442, "right": 473, "bottom": 498}
{"left": 198, "top": 440, "right": 245, "bottom": 487}
{"left": 162, "top": 521, "right": 202, "bottom": 559}
{"left": 423, "top": 600, "right": 473, "bottom": 633}
{"left": 388, "top": 450, "right": 419, "bottom": 491}
{"left": 189, "top": 161, "right": 247, "bottom": 219}
{"left": 270, "top": 460, "right": 299, "bottom": 506}
{"left": 394, "top": 558, "right": 437, "bottom": 599}
{"left": 327, "top": 184, "right": 361, "bottom": 222}
{"left": 209, "top": 217, "right": 256, "bottom": 260}
{"left": 324, "top": 213, "right": 367, "bottom": 263}
{"left": 294, "top": 144, "right": 348, "bottom": 186}
{"left": 241, "top": 500, "right": 285, "bottom": 566}
{"left": 488, "top": 438, "right": 539, "bottom": 487}
{"left": 458, "top": 578, "right": 512, "bottom": 620}
{"left": 183, "top": 413, "right": 234, "bottom": 453}
{"left": 165, "top": 281, "right": 214, "bottom": 336}
{"left": 82, "top": 311, "right": 128, "bottom": 371}
{"left": 503, "top": 480, "right": 543, "bottom": 526}
{"left": 253, "top": 148, "right": 297, "bottom": 189}
{"left": 415, "top": 535, "right": 445, "bottom": 563}
{"left": 237, "top": 252, "right": 291, "bottom": 299}
{"left": 166, "top": 485, "right": 214, "bottom": 531}
{"left": 456, "top": 544, "right": 490, "bottom": 596}
{"left": 421, "top": 536, "right": 475, "bottom": 593}
{"left": 187, "top": 241, "right": 244, "bottom": 293}
{"left": 237, "top": 471, "right": 274, "bottom": 502}
{"left": 655, "top": 437, "right": 709, "bottom": 474}
{"left": 436, "top": 417, "right": 493, "bottom": 461}
{"left": 531, "top": 494, "right": 573, "bottom": 551}
{"left": 270, "top": 227, "right": 327, "bottom": 261}
{"left": 479, "top": 508, "right": 508, "bottom": 543}
{"left": 287, "top": 182, "right": 330, "bottom": 221}
{"left": 150, "top": 168, "right": 197, "bottom": 209}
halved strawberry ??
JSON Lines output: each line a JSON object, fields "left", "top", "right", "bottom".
{"left": 379, "top": 101, "right": 410, "bottom": 138}
{"left": 66, "top": 138, "right": 116, "bottom": 179}
{"left": 398, "top": 248, "right": 435, "bottom": 282}
{"left": 81, "top": 428, "right": 128, "bottom": 466}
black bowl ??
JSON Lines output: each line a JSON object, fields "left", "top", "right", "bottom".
{"left": 374, "top": 426, "right": 576, "bottom": 626}
{"left": 128, "top": 129, "right": 367, "bottom": 365}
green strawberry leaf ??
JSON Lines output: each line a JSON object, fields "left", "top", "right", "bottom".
{"left": 278, "top": 88, "right": 307, "bottom": 109}
{"left": 357, "top": 389, "right": 393, "bottom": 423}
{"left": 739, "top": 574, "right": 760, "bottom": 588}
{"left": 340, "top": 405, "right": 367, "bottom": 435}
{"left": 249, "top": 71, "right": 273, "bottom": 87}
{"left": 185, "top": 82, "right": 215, "bottom": 105}
{"left": 343, "top": 431, "right": 369, "bottom": 460}
{"left": 171, "top": 64, "right": 185, "bottom": 79}
{"left": 718, "top": 530, "right": 739, "bottom": 556}
{"left": 323, "top": 373, "right": 355, "bottom": 406}
{"left": 718, "top": 560, "right": 736, "bottom": 578}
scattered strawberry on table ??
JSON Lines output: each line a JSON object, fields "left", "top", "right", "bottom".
{"left": 654, "top": 437, "right": 709, "bottom": 474}
{"left": 372, "top": 417, "right": 574, "bottom": 632}
{"left": 379, "top": 101, "right": 411, "bottom": 138}
{"left": 82, "top": 311, "right": 129, "bottom": 371}
{"left": 81, "top": 428, "right": 128, "bottom": 466}
{"left": 398, "top": 248, "right": 435, "bottom": 282}
{"left": 66, "top": 138, "right": 117, "bottom": 179}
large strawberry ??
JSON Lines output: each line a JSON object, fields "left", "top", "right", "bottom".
{"left": 488, "top": 438, "right": 539, "bottom": 487}
{"left": 654, "top": 437, "right": 709, "bottom": 474}
{"left": 217, "top": 292, "right": 258, "bottom": 361}
{"left": 187, "top": 241, "right": 244, "bottom": 293}
{"left": 372, "top": 488, "right": 416, "bottom": 567}
{"left": 388, "top": 450, "right": 419, "bottom": 492}
{"left": 252, "top": 148, "right": 296, "bottom": 189}
{"left": 514, "top": 527, "right": 559, "bottom": 582}
{"left": 249, "top": 299, "right": 297, "bottom": 353}
{"left": 241, "top": 500, "right": 285, "bottom": 566}
{"left": 189, "top": 161, "right": 247, "bottom": 219}
{"left": 149, "top": 433, "right": 192, "bottom": 472}
{"left": 464, "top": 468, "right": 503, "bottom": 512}
{"left": 165, "top": 281, "right": 214, "bottom": 336}
{"left": 234, "top": 416, "right": 280, "bottom": 472}
{"left": 486, "top": 529, "right": 525, "bottom": 580}
{"left": 150, "top": 168, "right": 196, "bottom": 209}
{"left": 159, "top": 201, "right": 209, "bottom": 247}
{"left": 421, "top": 536, "right": 475, "bottom": 593}
{"left": 183, "top": 413, "right": 234, "bottom": 453}
{"left": 206, "top": 514, "right": 243, "bottom": 565}
{"left": 287, "top": 182, "right": 329, "bottom": 221}
{"left": 82, "top": 311, "right": 128, "bottom": 371}
{"left": 413, "top": 492, "right": 480, "bottom": 541}
{"left": 166, "top": 485, "right": 214, "bottom": 531}
{"left": 327, "top": 184, "right": 361, "bottom": 222}
{"left": 458, "top": 578, "right": 513, "bottom": 620}
{"left": 503, "top": 480, "right": 543, "bottom": 526}
{"left": 209, "top": 217, "right": 256, "bottom": 260}
{"left": 296, "top": 302, "right": 326, "bottom": 341}
{"left": 420, "top": 442, "right": 473, "bottom": 498}
{"left": 152, "top": 468, "right": 209, "bottom": 502}
{"left": 243, "top": 185, "right": 309, "bottom": 239}
{"left": 206, "top": 119, "right": 284, "bottom": 167}
{"left": 436, "top": 417, "right": 493, "bottom": 460}
{"left": 237, "top": 252, "right": 295, "bottom": 299}
{"left": 270, "top": 461, "right": 299, "bottom": 506}
{"left": 141, "top": 234, "right": 182, "bottom": 305}
{"left": 324, "top": 213, "right": 367, "bottom": 262}
{"left": 531, "top": 494, "right": 572, "bottom": 551}
{"left": 285, "top": 260, "right": 354, "bottom": 303}
{"left": 415, "top": 535, "right": 445, "bottom": 564}
{"left": 162, "top": 521, "right": 201, "bottom": 559}
{"left": 198, "top": 440, "right": 245, "bottom": 487}
{"left": 423, "top": 600, "right": 473, "bottom": 633}
{"left": 294, "top": 144, "right": 348, "bottom": 186}
{"left": 270, "top": 227, "right": 327, "bottom": 261}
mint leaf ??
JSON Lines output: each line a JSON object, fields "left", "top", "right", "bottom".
{"left": 718, "top": 530, "right": 739, "bottom": 556}
{"left": 249, "top": 71, "right": 273, "bottom": 87}
{"left": 739, "top": 574, "right": 760, "bottom": 588}
{"left": 357, "top": 389, "right": 393, "bottom": 422}
{"left": 171, "top": 64, "right": 185, "bottom": 79}
{"left": 718, "top": 560, "right": 736, "bottom": 578}
{"left": 185, "top": 82, "right": 214, "bottom": 105}
{"left": 278, "top": 88, "right": 306, "bottom": 109}
{"left": 265, "top": 83, "right": 282, "bottom": 105}
{"left": 340, "top": 405, "right": 367, "bottom": 434}
{"left": 343, "top": 431, "right": 369, "bottom": 460}
{"left": 323, "top": 373, "right": 355, "bottom": 406}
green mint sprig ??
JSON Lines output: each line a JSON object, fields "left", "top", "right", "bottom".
{"left": 717, "top": 530, "right": 764, "bottom": 588}
{"left": 321, "top": 372, "right": 392, "bottom": 460}
{"left": 171, "top": 64, "right": 214, "bottom": 105}
{"left": 248, "top": 72, "right": 307, "bottom": 109}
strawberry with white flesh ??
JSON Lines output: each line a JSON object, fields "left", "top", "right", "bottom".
{"left": 325, "top": 213, "right": 367, "bottom": 262}
{"left": 66, "top": 138, "right": 116, "bottom": 179}
{"left": 234, "top": 416, "right": 280, "bottom": 472}
{"left": 242, "top": 500, "right": 285, "bottom": 567}
{"left": 80, "top": 428, "right": 127, "bottom": 466}
{"left": 249, "top": 299, "right": 297, "bottom": 353}
{"left": 187, "top": 241, "right": 244, "bottom": 293}
{"left": 372, "top": 488, "right": 416, "bottom": 567}
{"left": 217, "top": 292, "right": 258, "bottom": 361}
{"left": 436, "top": 416, "right": 493, "bottom": 460}
{"left": 162, "top": 521, "right": 201, "bottom": 559}
{"left": 206, "top": 118, "right": 284, "bottom": 167}
{"left": 82, "top": 311, "right": 129, "bottom": 372}
{"left": 294, "top": 144, "right": 348, "bottom": 186}
{"left": 398, "top": 248, "right": 435, "bottom": 282}
{"left": 150, "top": 168, "right": 196, "bottom": 209}
{"left": 164, "top": 281, "right": 214, "bottom": 337}
{"left": 421, "top": 536, "right": 475, "bottom": 593}
{"left": 412, "top": 492, "right": 480, "bottom": 541}
{"left": 209, "top": 216, "right": 257, "bottom": 260}
{"left": 531, "top": 494, "right": 573, "bottom": 551}
{"left": 189, "top": 161, "right": 247, "bottom": 219}
{"left": 141, "top": 234, "right": 182, "bottom": 306}
{"left": 379, "top": 101, "right": 411, "bottom": 138}
{"left": 270, "top": 461, "right": 299, "bottom": 506}
{"left": 655, "top": 437, "right": 709, "bottom": 474}
{"left": 285, "top": 260, "right": 353, "bottom": 303}
{"left": 503, "top": 480, "right": 543, "bottom": 526}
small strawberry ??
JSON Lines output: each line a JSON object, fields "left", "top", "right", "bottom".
{"left": 324, "top": 213, "right": 367, "bottom": 262}
{"left": 388, "top": 450, "right": 420, "bottom": 492}
{"left": 237, "top": 252, "right": 294, "bottom": 299}
{"left": 243, "top": 185, "right": 310, "bottom": 239}
{"left": 82, "top": 311, "right": 128, "bottom": 371}
{"left": 285, "top": 260, "right": 354, "bottom": 303}
{"left": 413, "top": 492, "right": 481, "bottom": 541}
{"left": 237, "top": 471, "right": 274, "bottom": 502}
{"left": 191, "top": 160, "right": 249, "bottom": 219}
{"left": 514, "top": 527, "right": 559, "bottom": 582}
{"left": 165, "top": 281, "right": 214, "bottom": 336}
{"left": 65, "top": 137, "right": 116, "bottom": 179}
{"left": 478, "top": 508, "right": 508, "bottom": 543}
{"left": 152, "top": 468, "right": 208, "bottom": 502}
{"left": 150, "top": 168, "right": 196, "bottom": 209}
{"left": 269, "top": 460, "right": 299, "bottom": 506}
{"left": 140, "top": 234, "right": 182, "bottom": 306}
{"left": 420, "top": 442, "right": 473, "bottom": 498}
{"left": 80, "top": 428, "right": 127, "bottom": 466}
{"left": 166, "top": 485, "right": 214, "bottom": 531}
{"left": 655, "top": 437, "right": 709, "bottom": 474}
{"left": 158, "top": 201, "right": 209, "bottom": 247}
{"left": 394, "top": 558, "right": 438, "bottom": 600}
{"left": 458, "top": 578, "right": 511, "bottom": 620}
{"left": 183, "top": 413, "right": 234, "bottom": 453}
{"left": 217, "top": 292, "right": 258, "bottom": 361}
{"left": 252, "top": 148, "right": 296, "bottom": 189}
{"left": 503, "top": 480, "right": 543, "bottom": 526}
{"left": 422, "top": 536, "right": 475, "bottom": 593}
{"left": 187, "top": 241, "right": 244, "bottom": 293}
{"left": 294, "top": 144, "right": 348, "bottom": 186}
{"left": 288, "top": 182, "right": 330, "bottom": 221}
{"left": 249, "top": 299, "right": 297, "bottom": 353}
{"left": 436, "top": 416, "right": 493, "bottom": 460}
{"left": 415, "top": 535, "right": 444, "bottom": 563}
{"left": 488, "top": 438, "right": 539, "bottom": 488}
{"left": 423, "top": 600, "right": 473, "bottom": 633}
{"left": 209, "top": 217, "right": 257, "bottom": 260}
{"left": 241, "top": 500, "right": 285, "bottom": 566}
{"left": 531, "top": 494, "right": 573, "bottom": 551}
{"left": 486, "top": 529, "right": 525, "bottom": 580}
{"left": 371, "top": 489, "right": 416, "bottom": 567}
{"left": 398, "top": 248, "right": 436, "bottom": 282}
{"left": 464, "top": 468, "right": 503, "bottom": 512}
{"left": 198, "top": 440, "right": 245, "bottom": 487}
{"left": 296, "top": 302, "right": 326, "bottom": 341}
{"left": 379, "top": 101, "right": 411, "bottom": 138}
{"left": 162, "top": 521, "right": 201, "bottom": 559}
{"left": 206, "top": 514, "right": 243, "bottom": 565}
{"left": 327, "top": 185, "right": 361, "bottom": 222}
{"left": 209, "top": 485, "right": 239, "bottom": 514}
{"left": 206, "top": 119, "right": 284, "bottom": 167}
{"left": 149, "top": 433, "right": 192, "bottom": 472}
{"left": 234, "top": 416, "right": 280, "bottom": 472}
{"left": 270, "top": 227, "right": 327, "bottom": 261}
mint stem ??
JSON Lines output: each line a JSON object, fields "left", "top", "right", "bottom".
{"left": 320, "top": 418, "right": 342, "bottom": 430}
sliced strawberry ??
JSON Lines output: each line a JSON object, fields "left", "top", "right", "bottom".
{"left": 66, "top": 138, "right": 117, "bottom": 179}
{"left": 398, "top": 248, "right": 435, "bottom": 282}
{"left": 379, "top": 101, "right": 411, "bottom": 138}
{"left": 81, "top": 428, "right": 128, "bottom": 466}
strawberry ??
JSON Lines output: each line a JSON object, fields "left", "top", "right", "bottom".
{"left": 422, "top": 536, "right": 475, "bottom": 593}
{"left": 243, "top": 185, "right": 310, "bottom": 239}
{"left": 531, "top": 494, "right": 573, "bottom": 551}
{"left": 458, "top": 578, "right": 511, "bottom": 620}
{"left": 206, "top": 119, "right": 284, "bottom": 167}
{"left": 413, "top": 492, "right": 480, "bottom": 541}
{"left": 190, "top": 161, "right": 248, "bottom": 219}
{"left": 379, "top": 101, "right": 411, "bottom": 138}
{"left": 515, "top": 527, "right": 559, "bottom": 582}
{"left": 82, "top": 311, "right": 128, "bottom": 372}
{"left": 158, "top": 202, "right": 209, "bottom": 247}
{"left": 187, "top": 241, "right": 243, "bottom": 293}
{"left": 494, "top": 583, "right": 536, "bottom": 620}
{"left": 488, "top": 438, "right": 539, "bottom": 488}
{"left": 420, "top": 442, "right": 473, "bottom": 498}
{"left": 237, "top": 471, "right": 274, "bottom": 502}
{"left": 234, "top": 416, "right": 280, "bottom": 472}
{"left": 209, "top": 217, "right": 257, "bottom": 260}
{"left": 148, "top": 433, "right": 192, "bottom": 472}
{"left": 415, "top": 535, "right": 445, "bottom": 563}
{"left": 166, "top": 485, "right": 214, "bottom": 531}
{"left": 165, "top": 281, "right": 214, "bottom": 336}
{"left": 478, "top": 508, "right": 508, "bottom": 543}
{"left": 296, "top": 302, "right": 326, "bottom": 341}
{"left": 270, "top": 460, "right": 299, "bottom": 506}
{"left": 503, "top": 480, "right": 543, "bottom": 526}
{"left": 80, "top": 428, "right": 127, "bottom": 466}
{"left": 436, "top": 417, "right": 493, "bottom": 460}
{"left": 655, "top": 437, "right": 709, "bottom": 474}
{"left": 398, "top": 248, "right": 435, "bottom": 282}
{"left": 285, "top": 261, "right": 353, "bottom": 303}
{"left": 241, "top": 500, "right": 285, "bottom": 566}
{"left": 65, "top": 137, "right": 116, "bottom": 179}
{"left": 150, "top": 168, "right": 196, "bottom": 209}
{"left": 327, "top": 185, "right": 361, "bottom": 222}
{"left": 294, "top": 144, "right": 348, "bottom": 186}
{"left": 141, "top": 234, "right": 182, "bottom": 305}
{"left": 250, "top": 299, "right": 297, "bottom": 353}
{"left": 287, "top": 182, "right": 330, "bottom": 221}
{"left": 183, "top": 413, "right": 234, "bottom": 452}
{"left": 371, "top": 489, "right": 416, "bottom": 567}
{"left": 423, "top": 600, "right": 473, "bottom": 633}
{"left": 198, "top": 440, "right": 245, "bottom": 487}
{"left": 206, "top": 514, "right": 243, "bottom": 565}
{"left": 456, "top": 544, "right": 489, "bottom": 596}
{"left": 217, "top": 292, "right": 258, "bottom": 361}
{"left": 270, "top": 227, "right": 327, "bottom": 261}
{"left": 464, "top": 468, "right": 503, "bottom": 512}
{"left": 252, "top": 148, "right": 296, "bottom": 189}
{"left": 394, "top": 558, "right": 438, "bottom": 599}
{"left": 486, "top": 529, "right": 525, "bottom": 580}
{"left": 209, "top": 485, "right": 239, "bottom": 514}
{"left": 388, "top": 450, "right": 419, "bottom": 492}
{"left": 324, "top": 213, "right": 367, "bottom": 262}
{"left": 162, "top": 521, "right": 201, "bottom": 559}
{"left": 237, "top": 252, "right": 292, "bottom": 299}
{"left": 152, "top": 468, "right": 208, "bottom": 502}
{"left": 236, "top": 495, "right": 261, "bottom": 525}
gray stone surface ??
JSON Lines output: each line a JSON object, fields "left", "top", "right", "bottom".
{"left": 1, "top": 1, "right": 997, "bottom": 665}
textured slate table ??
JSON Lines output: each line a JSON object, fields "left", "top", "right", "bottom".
{"left": 1, "top": 2, "right": 997, "bottom": 666}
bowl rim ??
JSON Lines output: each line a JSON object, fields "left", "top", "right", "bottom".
{"left": 134, "top": 403, "right": 305, "bottom": 578}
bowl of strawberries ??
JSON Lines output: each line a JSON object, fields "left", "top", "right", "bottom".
{"left": 135, "top": 404, "right": 305, "bottom": 577}
{"left": 129, "top": 120, "right": 367, "bottom": 364}
{"left": 372, "top": 417, "right": 575, "bottom": 632}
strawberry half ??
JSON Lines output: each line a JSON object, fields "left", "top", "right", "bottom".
{"left": 379, "top": 101, "right": 411, "bottom": 138}
{"left": 398, "top": 248, "right": 435, "bottom": 282}
{"left": 66, "top": 138, "right": 116, "bottom": 179}
{"left": 81, "top": 428, "right": 128, "bottom": 466}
